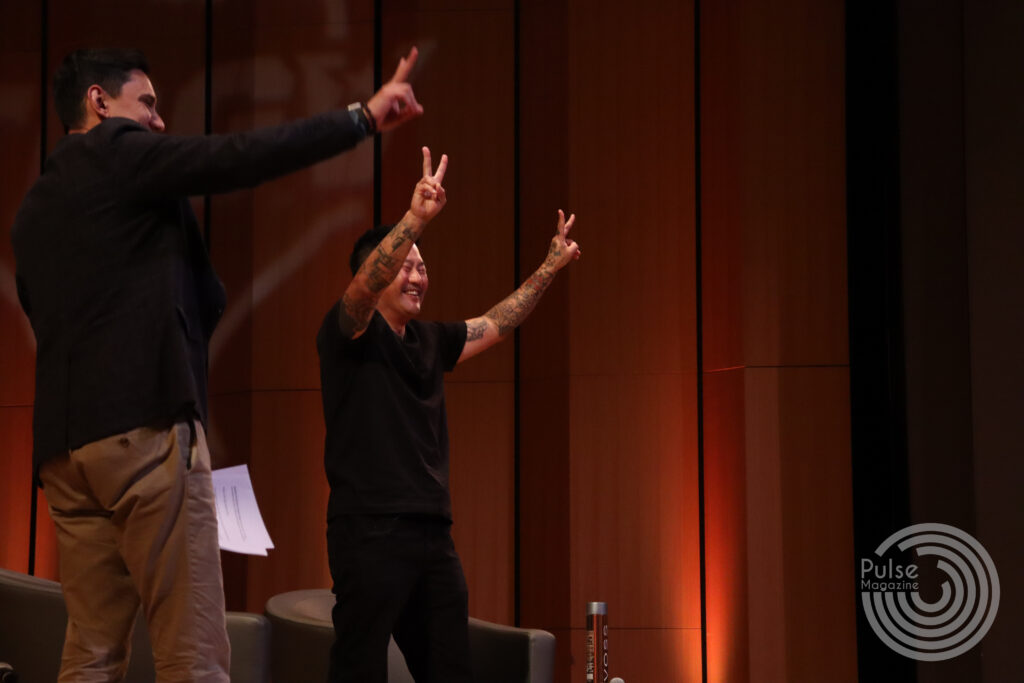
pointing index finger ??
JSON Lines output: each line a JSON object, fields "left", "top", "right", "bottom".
{"left": 390, "top": 46, "right": 419, "bottom": 84}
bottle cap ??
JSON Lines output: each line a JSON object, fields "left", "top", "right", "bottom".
{"left": 587, "top": 601, "right": 607, "bottom": 615}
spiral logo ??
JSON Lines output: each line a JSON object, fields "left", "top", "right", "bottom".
{"left": 860, "top": 523, "right": 999, "bottom": 661}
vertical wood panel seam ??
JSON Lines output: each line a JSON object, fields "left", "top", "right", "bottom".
{"left": 694, "top": 0, "right": 708, "bottom": 680}
{"left": 512, "top": 0, "right": 522, "bottom": 629}
{"left": 29, "top": 0, "right": 49, "bottom": 577}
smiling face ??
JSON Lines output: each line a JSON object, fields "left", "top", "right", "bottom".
{"left": 101, "top": 69, "right": 165, "bottom": 132}
{"left": 377, "top": 244, "right": 429, "bottom": 329}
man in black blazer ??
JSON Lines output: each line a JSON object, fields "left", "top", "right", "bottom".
{"left": 11, "top": 47, "right": 422, "bottom": 681}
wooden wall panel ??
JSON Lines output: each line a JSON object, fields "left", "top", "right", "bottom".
{"left": 706, "top": 368, "right": 857, "bottom": 683}
{"left": 741, "top": 369, "right": 788, "bottom": 683}
{"left": 559, "top": 0, "right": 700, "bottom": 680}
{"left": 243, "top": 0, "right": 374, "bottom": 612}
{"left": 0, "top": 18, "right": 39, "bottom": 410}
{"left": 208, "top": 0, "right": 256, "bottom": 400}
{"left": 446, "top": 382, "right": 514, "bottom": 624}
{"left": 518, "top": 377, "right": 571, "bottom": 627}
{"left": 702, "top": 369, "right": 751, "bottom": 683}
{"left": 248, "top": 10, "right": 375, "bottom": 392}
{"left": 245, "top": 390, "right": 332, "bottom": 610}
{"left": 562, "top": 0, "right": 700, "bottom": 679}
{"left": 773, "top": 367, "right": 856, "bottom": 681}
{"left": 698, "top": 0, "right": 744, "bottom": 375}
{"left": 0, "top": 1, "right": 41, "bottom": 575}
{"left": 380, "top": 2, "right": 517, "bottom": 625}
{"left": 254, "top": 0, "right": 375, "bottom": 28}
{"left": 701, "top": 0, "right": 847, "bottom": 371}
{"left": 206, "top": 0, "right": 258, "bottom": 613}
{"left": 569, "top": 375, "right": 699, "bottom": 628}
{"left": 518, "top": 4, "right": 572, "bottom": 678}
{"left": 701, "top": 1, "right": 853, "bottom": 681}
{"left": 0, "top": 408, "right": 35, "bottom": 572}
{"left": 567, "top": 0, "right": 697, "bottom": 377}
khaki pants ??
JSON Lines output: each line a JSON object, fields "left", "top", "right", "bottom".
{"left": 39, "top": 420, "right": 230, "bottom": 683}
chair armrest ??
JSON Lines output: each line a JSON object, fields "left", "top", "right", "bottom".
{"left": 227, "top": 612, "right": 271, "bottom": 683}
{"left": 467, "top": 617, "right": 556, "bottom": 683}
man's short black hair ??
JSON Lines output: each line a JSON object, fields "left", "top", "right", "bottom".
{"left": 54, "top": 48, "right": 150, "bottom": 131}
{"left": 350, "top": 224, "right": 399, "bottom": 276}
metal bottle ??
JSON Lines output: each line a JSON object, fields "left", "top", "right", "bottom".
{"left": 585, "top": 601, "right": 608, "bottom": 683}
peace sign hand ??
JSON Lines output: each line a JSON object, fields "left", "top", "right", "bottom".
{"left": 410, "top": 146, "right": 448, "bottom": 221}
{"left": 544, "top": 209, "right": 581, "bottom": 271}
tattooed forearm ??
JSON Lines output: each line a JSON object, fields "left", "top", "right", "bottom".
{"left": 338, "top": 218, "right": 422, "bottom": 336}
{"left": 484, "top": 266, "right": 556, "bottom": 336}
{"left": 338, "top": 291, "right": 376, "bottom": 337}
{"left": 466, "top": 318, "right": 488, "bottom": 341}
{"left": 362, "top": 220, "right": 419, "bottom": 293}
{"left": 365, "top": 244, "right": 396, "bottom": 292}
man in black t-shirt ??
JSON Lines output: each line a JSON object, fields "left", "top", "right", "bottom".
{"left": 317, "top": 147, "right": 581, "bottom": 682}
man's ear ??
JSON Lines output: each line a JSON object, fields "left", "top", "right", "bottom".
{"left": 85, "top": 84, "right": 108, "bottom": 119}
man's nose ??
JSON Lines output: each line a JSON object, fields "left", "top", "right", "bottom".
{"left": 150, "top": 114, "right": 166, "bottom": 132}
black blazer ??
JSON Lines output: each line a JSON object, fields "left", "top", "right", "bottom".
{"left": 12, "top": 111, "right": 366, "bottom": 471}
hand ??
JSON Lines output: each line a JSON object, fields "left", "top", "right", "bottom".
{"left": 365, "top": 47, "right": 424, "bottom": 133}
{"left": 544, "top": 210, "right": 580, "bottom": 270}
{"left": 410, "top": 146, "right": 448, "bottom": 221}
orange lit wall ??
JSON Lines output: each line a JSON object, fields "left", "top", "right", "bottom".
{"left": 0, "top": 2, "right": 46, "bottom": 577}
{"left": 1, "top": 2, "right": 855, "bottom": 682}
{"left": 518, "top": 0, "right": 704, "bottom": 680}
{"left": 701, "top": 0, "right": 857, "bottom": 681}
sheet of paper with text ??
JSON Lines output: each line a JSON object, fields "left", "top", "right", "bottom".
{"left": 212, "top": 464, "right": 275, "bottom": 556}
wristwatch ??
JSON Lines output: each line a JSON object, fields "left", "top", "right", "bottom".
{"left": 347, "top": 101, "right": 378, "bottom": 137}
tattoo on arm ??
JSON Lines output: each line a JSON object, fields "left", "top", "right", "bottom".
{"left": 337, "top": 219, "right": 422, "bottom": 337}
{"left": 466, "top": 318, "right": 488, "bottom": 342}
{"left": 338, "top": 291, "right": 376, "bottom": 337}
{"left": 484, "top": 266, "right": 555, "bottom": 336}
{"left": 363, "top": 221, "right": 417, "bottom": 293}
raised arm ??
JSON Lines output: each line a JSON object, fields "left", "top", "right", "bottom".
{"left": 121, "top": 48, "right": 425, "bottom": 200}
{"left": 459, "top": 210, "right": 580, "bottom": 363}
{"left": 337, "top": 147, "right": 448, "bottom": 339}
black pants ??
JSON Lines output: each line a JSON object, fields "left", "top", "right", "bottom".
{"left": 326, "top": 515, "right": 472, "bottom": 683}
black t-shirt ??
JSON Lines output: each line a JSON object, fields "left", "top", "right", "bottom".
{"left": 317, "top": 305, "right": 466, "bottom": 520}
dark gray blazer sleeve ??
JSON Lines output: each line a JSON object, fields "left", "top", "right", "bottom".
{"left": 105, "top": 110, "right": 366, "bottom": 200}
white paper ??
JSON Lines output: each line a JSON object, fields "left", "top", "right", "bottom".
{"left": 212, "top": 465, "right": 275, "bottom": 556}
